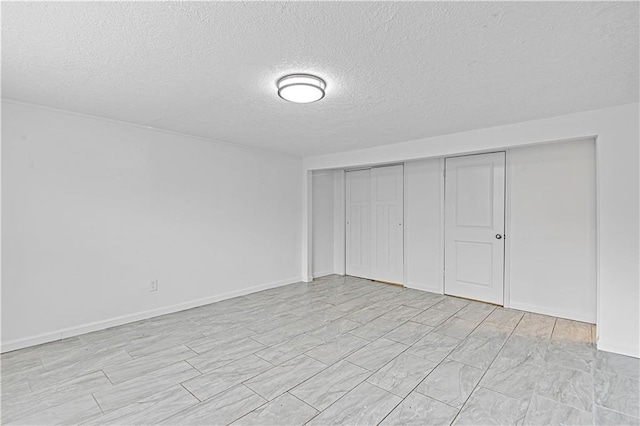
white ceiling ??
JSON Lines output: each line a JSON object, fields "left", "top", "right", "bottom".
{"left": 2, "top": 2, "right": 638, "bottom": 157}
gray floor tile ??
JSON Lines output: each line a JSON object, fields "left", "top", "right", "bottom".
{"left": 186, "top": 326, "right": 257, "bottom": 353}
{"left": 182, "top": 354, "right": 272, "bottom": 401}
{"left": 431, "top": 297, "right": 469, "bottom": 314}
{"left": 412, "top": 308, "right": 454, "bottom": 327}
{"left": 307, "top": 307, "right": 351, "bottom": 324}
{"left": 512, "top": 312, "right": 556, "bottom": 340}
{"left": 384, "top": 321, "right": 434, "bottom": 345}
{"left": 448, "top": 336, "right": 504, "bottom": 370}
{"left": 307, "top": 382, "right": 402, "bottom": 426}
{"left": 552, "top": 318, "right": 594, "bottom": 344}
{"left": 231, "top": 392, "right": 318, "bottom": 426}
{"left": 596, "top": 350, "right": 640, "bottom": 379}
{"left": 1, "top": 351, "right": 43, "bottom": 378}
{"left": 255, "top": 334, "right": 323, "bottom": 365}
{"left": 159, "top": 384, "right": 266, "bottom": 425}
{"left": 244, "top": 355, "right": 327, "bottom": 400}
{"left": 1, "top": 376, "right": 31, "bottom": 400}
{"left": 346, "top": 338, "right": 408, "bottom": 372}
{"left": 415, "top": 360, "right": 483, "bottom": 408}
{"left": 434, "top": 316, "right": 480, "bottom": 339}
{"left": 524, "top": 394, "right": 593, "bottom": 425}
{"left": 483, "top": 308, "right": 524, "bottom": 328}
{"left": 290, "top": 360, "right": 370, "bottom": 410}
{"left": 545, "top": 340, "right": 595, "bottom": 373}
{"left": 480, "top": 351, "right": 543, "bottom": 399}
{"left": 305, "top": 318, "right": 361, "bottom": 341}
{"left": 27, "top": 347, "right": 132, "bottom": 391}
{"left": 186, "top": 337, "right": 265, "bottom": 374}
{"left": 501, "top": 334, "right": 549, "bottom": 360}
{"left": 454, "top": 303, "right": 496, "bottom": 323}
{"left": 381, "top": 305, "right": 422, "bottom": 322}
{"left": 2, "top": 370, "right": 112, "bottom": 424}
{"left": 251, "top": 319, "right": 318, "bottom": 346}
{"left": 7, "top": 394, "right": 101, "bottom": 426}
{"left": 469, "top": 322, "right": 514, "bottom": 342}
{"left": 380, "top": 391, "right": 458, "bottom": 426}
{"left": 453, "top": 387, "right": 526, "bottom": 426}
{"left": 344, "top": 305, "right": 390, "bottom": 324}
{"left": 402, "top": 294, "right": 445, "bottom": 311}
{"left": 407, "top": 332, "right": 461, "bottom": 363}
{"left": 1, "top": 276, "right": 630, "bottom": 426}
{"left": 333, "top": 296, "right": 374, "bottom": 313}
{"left": 80, "top": 385, "right": 198, "bottom": 425}
{"left": 367, "top": 353, "right": 436, "bottom": 397}
{"left": 93, "top": 361, "right": 199, "bottom": 413}
{"left": 305, "top": 333, "right": 369, "bottom": 365}
{"left": 350, "top": 317, "right": 405, "bottom": 341}
{"left": 535, "top": 363, "right": 593, "bottom": 411}
{"left": 595, "top": 369, "right": 640, "bottom": 418}
{"left": 102, "top": 344, "right": 196, "bottom": 384}
{"left": 595, "top": 405, "right": 640, "bottom": 426}
{"left": 125, "top": 329, "right": 205, "bottom": 359}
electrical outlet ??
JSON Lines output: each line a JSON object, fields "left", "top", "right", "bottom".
{"left": 149, "top": 279, "right": 158, "bottom": 292}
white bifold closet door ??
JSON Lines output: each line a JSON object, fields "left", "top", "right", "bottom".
{"left": 346, "top": 165, "right": 404, "bottom": 284}
{"left": 346, "top": 169, "right": 372, "bottom": 279}
{"left": 444, "top": 152, "right": 505, "bottom": 305}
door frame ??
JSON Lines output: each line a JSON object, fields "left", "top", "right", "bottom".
{"left": 344, "top": 163, "right": 406, "bottom": 285}
{"left": 441, "top": 151, "right": 508, "bottom": 306}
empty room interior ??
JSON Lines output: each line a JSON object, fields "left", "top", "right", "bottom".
{"left": 1, "top": 2, "right": 639, "bottom": 425}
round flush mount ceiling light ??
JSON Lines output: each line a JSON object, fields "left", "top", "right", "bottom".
{"left": 277, "top": 74, "right": 326, "bottom": 103}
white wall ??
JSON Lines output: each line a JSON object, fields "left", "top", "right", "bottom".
{"left": 312, "top": 170, "right": 334, "bottom": 277}
{"left": 1, "top": 101, "right": 302, "bottom": 351}
{"left": 303, "top": 103, "right": 639, "bottom": 358}
{"left": 507, "top": 139, "right": 596, "bottom": 323}
{"left": 404, "top": 159, "right": 442, "bottom": 293}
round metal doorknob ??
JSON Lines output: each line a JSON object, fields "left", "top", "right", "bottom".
{"left": 496, "top": 234, "right": 503, "bottom": 239}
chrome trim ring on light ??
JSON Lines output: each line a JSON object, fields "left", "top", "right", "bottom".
{"left": 277, "top": 74, "right": 326, "bottom": 103}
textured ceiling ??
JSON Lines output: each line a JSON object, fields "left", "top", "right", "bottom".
{"left": 2, "top": 2, "right": 638, "bottom": 157}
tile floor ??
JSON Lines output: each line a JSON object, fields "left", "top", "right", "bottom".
{"left": 1, "top": 275, "right": 639, "bottom": 425}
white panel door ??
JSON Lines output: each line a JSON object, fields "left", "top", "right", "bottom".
{"left": 346, "top": 169, "right": 372, "bottom": 279}
{"left": 445, "top": 153, "right": 505, "bottom": 305}
{"left": 371, "top": 165, "right": 404, "bottom": 284}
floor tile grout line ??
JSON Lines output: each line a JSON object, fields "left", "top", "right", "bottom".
{"left": 285, "top": 391, "right": 323, "bottom": 417}
{"left": 448, "top": 311, "right": 527, "bottom": 425}
{"left": 292, "top": 359, "right": 377, "bottom": 413}
{"left": 180, "top": 382, "right": 202, "bottom": 402}
{"left": 376, "top": 306, "right": 500, "bottom": 424}
{"left": 593, "top": 403, "right": 640, "bottom": 421}
{"left": 100, "top": 369, "right": 114, "bottom": 385}
{"left": 91, "top": 393, "right": 106, "bottom": 415}
{"left": 307, "top": 327, "right": 445, "bottom": 424}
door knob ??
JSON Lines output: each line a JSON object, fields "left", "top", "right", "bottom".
{"left": 495, "top": 234, "right": 503, "bottom": 239}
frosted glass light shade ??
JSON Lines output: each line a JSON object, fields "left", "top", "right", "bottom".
{"left": 277, "top": 74, "right": 326, "bottom": 103}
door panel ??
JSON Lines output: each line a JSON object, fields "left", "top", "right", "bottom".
{"left": 445, "top": 153, "right": 505, "bottom": 305}
{"left": 346, "top": 169, "right": 372, "bottom": 279}
{"left": 371, "top": 165, "right": 404, "bottom": 284}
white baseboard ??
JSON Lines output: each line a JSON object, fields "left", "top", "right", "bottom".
{"left": 1, "top": 276, "right": 301, "bottom": 353}
{"left": 312, "top": 270, "right": 334, "bottom": 279}
{"left": 508, "top": 301, "right": 596, "bottom": 324}
{"left": 597, "top": 340, "right": 640, "bottom": 359}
